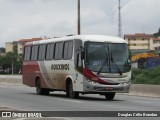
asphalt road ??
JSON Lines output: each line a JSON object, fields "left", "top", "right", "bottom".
{"left": 0, "top": 84, "right": 160, "bottom": 120}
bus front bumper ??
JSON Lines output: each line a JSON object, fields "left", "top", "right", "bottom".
{"left": 83, "top": 79, "right": 131, "bottom": 93}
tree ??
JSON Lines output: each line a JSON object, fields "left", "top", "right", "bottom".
{"left": 0, "top": 47, "right": 5, "bottom": 53}
{"left": 153, "top": 28, "right": 160, "bottom": 38}
{"left": 0, "top": 52, "right": 22, "bottom": 74}
{"left": 0, "top": 54, "right": 11, "bottom": 73}
{"left": 16, "top": 53, "right": 23, "bottom": 73}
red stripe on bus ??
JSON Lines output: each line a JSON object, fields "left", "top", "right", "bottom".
{"left": 83, "top": 68, "right": 113, "bottom": 85}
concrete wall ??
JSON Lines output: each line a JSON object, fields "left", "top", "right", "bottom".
{"left": 0, "top": 75, "right": 160, "bottom": 97}
{"left": 128, "top": 84, "right": 160, "bottom": 97}
{"left": 0, "top": 75, "right": 22, "bottom": 85}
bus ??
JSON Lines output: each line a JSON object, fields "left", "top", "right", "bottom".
{"left": 22, "top": 35, "right": 131, "bottom": 100}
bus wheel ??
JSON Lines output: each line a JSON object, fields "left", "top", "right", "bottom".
{"left": 36, "top": 79, "right": 50, "bottom": 95}
{"left": 104, "top": 92, "right": 115, "bottom": 100}
{"left": 67, "top": 81, "right": 79, "bottom": 98}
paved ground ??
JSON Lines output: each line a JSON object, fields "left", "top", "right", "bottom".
{"left": 0, "top": 75, "right": 160, "bottom": 120}
{"left": 0, "top": 84, "right": 160, "bottom": 120}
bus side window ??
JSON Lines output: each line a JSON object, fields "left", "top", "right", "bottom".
{"left": 24, "top": 46, "right": 31, "bottom": 61}
{"left": 55, "top": 42, "right": 63, "bottom": 60}
{"left": 31, "top": 45, "right": 39, "bottom": 61}
{"left": 63, "top": 41, "right": 73, "bottom": 60}
{"left": 46, "top": 43, "right": 54, "bottom": 60}
{"left": 74, "top": 39, "right": 83, "bottom": 67}
{"left": 38, "top": 44, "right": 46, "bottom": 61}
{"left": 77, "top": 54, "right": 82, "bottom": 67}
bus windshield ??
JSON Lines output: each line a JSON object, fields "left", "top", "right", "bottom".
{"left": 85, "top": 42, "right": 131, "bottom": 74}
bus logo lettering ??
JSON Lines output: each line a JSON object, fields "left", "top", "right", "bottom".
{"left": 51, "top": 64, "right": 69, "bottom": 70}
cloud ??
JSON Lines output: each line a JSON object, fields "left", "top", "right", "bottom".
{"left": 122, "top": 0, "right": 160, "bottom": 34}
{"left": 0, "top": 0, "right": 159, "bottom": 47}
{"left": 0, "top": 0, "right": 77, "bottom": 46}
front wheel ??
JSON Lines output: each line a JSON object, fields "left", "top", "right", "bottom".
{"left": 67, "top": 81, "right": 79, "bottom": 98}
{"left": 104, "top": 92, "right": 115, "bottom": 100}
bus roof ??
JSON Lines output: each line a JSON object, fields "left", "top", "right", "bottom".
{"left": 25, "top": 35, "right": 127, "bottom": 46}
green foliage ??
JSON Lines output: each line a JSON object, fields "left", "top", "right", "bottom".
{"left": 153, "top": 28, "right": 160, "bottom": 38}
{"left": 0, "top": 52, "right": 22, "bottom": 74}
{"left": 16, "top": 53, "right": 23, "bottom": 69}
{"left": 132, "top": 67, "right": 160, "bottom": 85}
{"left": 0, "top": 47, "right": 5, "bottom": 53}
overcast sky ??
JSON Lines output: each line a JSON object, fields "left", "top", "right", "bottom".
{"left": 0, "top": 0, "right": 160, "bottom": 47}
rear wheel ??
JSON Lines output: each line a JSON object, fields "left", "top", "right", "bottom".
{"left": 36, "top": 79, "right": 50, "bottom": 95}
{"left": 104, "top": 92, "right": 115, "bottom": 100}
{"left": 66, "top": 81, "right": 79, "bottom": 98}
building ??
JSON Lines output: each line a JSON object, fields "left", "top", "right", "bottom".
{"left": 124, "top": 33, "right": 154, "bottom": 51}
{"left": 17, "top": 38, "right": 43, "bottom": 54}
{"left": 153, "top": 37, "right": 160, "bottom": 55}
{"left": 5, "top": 42, "right": 14, "bottom": 53}
{"left": 5, "top": 38, "right": 43, "bottom": 54}
{"left": 153, "top": 37, "right": 160, "bottom": 49}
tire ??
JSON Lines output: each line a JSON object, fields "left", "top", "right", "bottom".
{"left": 66, "top": 81, "right": 79, "bottom": 98}
{"left": 36, "top": 79, "right": 50, "bottom": 95}
{"left": 104, "top": 92, "right": 115, "bottom": 100}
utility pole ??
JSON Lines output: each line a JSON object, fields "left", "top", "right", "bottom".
{"left": 118, "top": 0, "right": 122, "bottom": 38}
{"left": 77, "top": 0, "right": 81, "bottom": 35}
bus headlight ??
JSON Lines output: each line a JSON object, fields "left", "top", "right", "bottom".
{"left": 121, "top": 81, "right": 130, "bottom": 85}
{"left": 85, "top": 77, "right": 98, "bottom": 85}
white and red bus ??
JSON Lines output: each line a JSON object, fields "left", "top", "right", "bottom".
{"left": 22, "top": 35, "right": 131, "bottom": 100}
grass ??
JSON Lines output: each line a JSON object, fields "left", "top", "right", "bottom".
{"left": 132, "top": 66, "right": 160, "bottom": 85}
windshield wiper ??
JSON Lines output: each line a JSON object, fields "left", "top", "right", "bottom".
{"left": 97, "top": 44, "right": 110, "bottom": 75}
{"left": 110, "top": 52, "right": 123, "bottom": 76}
{"left": 97, "top": 55, "right": 108, "bottom": 75}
